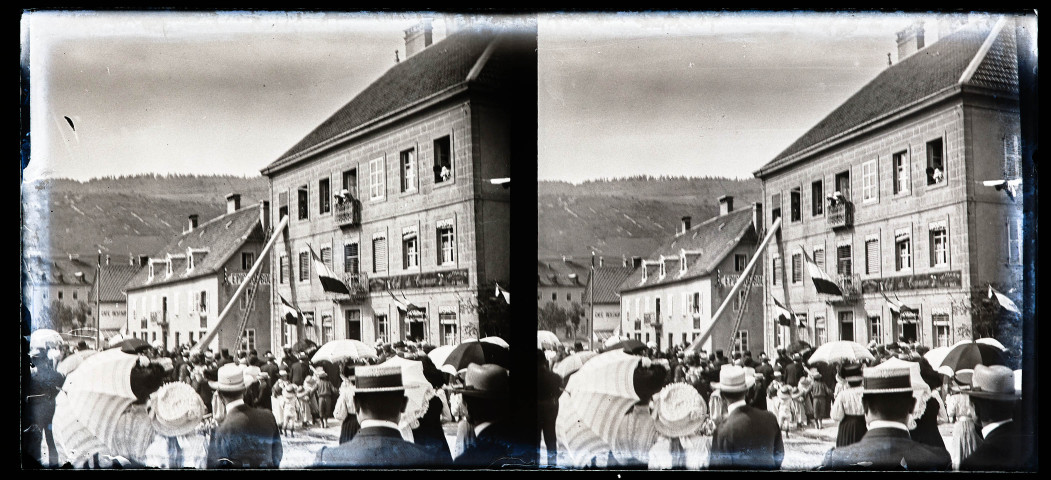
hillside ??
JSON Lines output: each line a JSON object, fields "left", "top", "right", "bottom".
{"left": 538, "top": 176, "right": 761, "bottom": 259}
{"left": 22, "top": 174, "right": 269, "bottom": 259}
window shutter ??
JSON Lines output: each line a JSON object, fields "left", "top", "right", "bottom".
{"left": 791, "top": 254, "right": 802, "bottom": 283}
{"left": 814, "top": 248, "right": 825, "bottom": 272}
{"left": 837, "top": 245, "right": 852, "bottom": 275}
{"left": 865, "top": 239, "right": 880, "bottom": 274}
{"left": 344, "top": 243, "right": 359, "bottom": 274}
{"left": 373, "top": 236, "right": 388, "bottom": 274}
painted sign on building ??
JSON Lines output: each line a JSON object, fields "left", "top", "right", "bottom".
{"left": 861, "top": 270, "right": 962, "bottom": 294}
{"left": 369, "top": 269, "right": 469, "bottom": 291}
{"left": 225, "top": 272, "right": 272, "bottom": 286}
{"left": 715, "top": 271, "right": 764, "bottom": 288}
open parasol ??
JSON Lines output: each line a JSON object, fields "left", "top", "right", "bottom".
{"left": 311, "top": 339, "right": 377, "bottom": 364}
{"left": 378, "top": 355, "right": 435, "bottom": 430}
{"left": 807, "top": 340, "right": 875, "bottom": 365}
{"left": 556, "top": 350, "right": 659, "bottom": 467}
{"left": 120, "top": 338, "right": 151, "bottom": 354}
{"left": 601, "top": 338, "right": 647, "bottom": 354}
{"left": 923, "top": 345, "right": 953, "bottom": 372}
{"left": 427, "top": 344, "right": 457, "bottom": 371}
{"left": 537, "top": 330, "right": 561, "bottom": 350}
{"left": 939, "top": 340, "right": 1007, "bottom": 372}
{"left": 975, "top": 337, "right": 1007, "bottom": 351}
{"left": 443, "top": 340, "right": 509, "bottom": 370}
{"left": 30, "top": 329, "right": 64, "bottom": 350}
{"left": 56, "top": 349, "right": 99, "bottom": 376}
{"left": 553, "top": 350, "right": 599, "bottom": 379}
{"left": 480, "top": 336, "right": 509, "bottom": 349}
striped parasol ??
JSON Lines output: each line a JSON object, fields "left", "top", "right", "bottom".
{"left": 56, "top": 349, "right": 99, "bottom": 376}
{"left": 556, "top": 350, "right": 657, "bottom": 467}
{"left": 553, "top": 350, "right": 599, "bottom": 379}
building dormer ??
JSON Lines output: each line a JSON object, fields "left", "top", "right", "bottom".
{"left": 165, "top": 257, "right": 174, "bottom": 277}
{"left": 187, "top": 247, "right": 209, "bottom": 272}
{"left": 641, "top": 260, "right": 649, "bottom": 282}
{"left": 679, "top": 249, "right": 688, "bottom": 273}
{"left": 658, "top": 256, "right": 667, "bottom": 279}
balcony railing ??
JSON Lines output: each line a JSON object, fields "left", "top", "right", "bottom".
{"left": 336, "top": 273, "right": 368, "bottom": 303}
{"left": 335, "top": 198, "right": 361, "bottom": 227}
{"left": 827, "top": 201, "right": 854, "bottom": 229}
{"left": 833, "top": 274, "right": 862, "bottom": 302}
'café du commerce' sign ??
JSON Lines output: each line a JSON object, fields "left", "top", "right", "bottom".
{"left": 860, "top": 270, "right": 962, "bottom": 295}
{"left": 225, "top": 271, "right": 272, "bottom": 286}
{"left": 714, "top": 270, "right": 764, "bottom": 289}
{"left": 368, "top": 268, "right": 470, "bottom": 292}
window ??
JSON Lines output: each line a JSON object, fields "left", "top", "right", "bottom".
{"left": 299, "top": 251, "right": 310, "bottom": 281}
{"left": 680, "top": 252, "right": 688, "bottom": 273}
{"left": 321, "top": 315, "right": 334, "bottom": 344}
{"left": 862, "top": 159, "right": 878, "bottom": 202}
{"left": 372, "top": 235, "right": 388, "bottom": 274}
{"left": 279, "top": 256, "right": 289, "bottom": 283}
{"left": 73, "top": 291, "right": 77, "bottom": 300}
{"left": 58, "top": 291, "right": 64, "bottom": 300}
{"left": 688, "top": 292, "right": 701, "bottom": 315}
{"left": 278, "top": 191, "right": 289, "bottom": 219}
{"left": 241, "top": 252, "right": 255, "bottom": 270}
{"left": 733, "top": 330, "right": 749, "bottom": 354}
{"left": 791, "top": 253, "right": 802, "bottom": 284}
{"left": 1004, "top": 135, "right": 1021, "bottom": 178}
{"left": 298, "top": 185, "right": 309, "bottom": 220}
{"left": 320, "top": 247, "right": 333, "bottom": 272}
{"left": 369, "top": 157, "right": 385, "bottom": 201}
{"left": 152, "top": 332, "right": 157, "bottom": 342}
{"left": 770, "top": 193, "right": 781, "bottom": 223}
{"left": 551, "top": 293, "right": 556, "bottom": 301}
{"left": 345, "top": 310, "right": 361, "bottom": 340}
{"left": 166, "top": 260, "right": 173, "bottom": 276}
{"left": 796, "top": 313, "right": 809, "bottom": 344}
{"left": 302, "top": 311, "right": 314, "bottom": 328}
{"left": 834, "top": 171, "right": 851, "bottom": 200}
{"left": 433, "top": 136, "right": 452, "bottom": 183}
{"left": 401, "top": 225, "right": 418, "bottom": 267}
{"left": 319, "top": 178, "right": 331, "bottom": 214}
{"left": 895, "top": 230, "right": 912, "bottom": 271}
{"left": 1007, "top": 220, "right": 1021, "bottom": 265}
{"left": 812, "top": 180, "right": 824, "bottom": 216}
{"left": 790, "top": 187, "right": 801, "bottom": 222}
{"left": 148, "top": 264, "right": 154, "bottom": 280}
{"left": 933, "top": 313, "right": 950, "bottom": 347}
{"left": 733, "top": 290, "right": 746, "bottom": 311}
{"left": 814, "top": 316, "right": 826, "bottom": 346}
{"left": 344, "top": 242, "right": 360, "bottom": 274}
{"left": 188, "top": 331, "right": 194, "bottom": 345}
{"left": 926, "top": 138, "right": 945, "bottom": 185}
{"left": 865, "top": 238, "right": 880, "bottom": 275}
{"left": 437, "top": 219, "right": 455, "bottom": 266}
{"left": 869, "top": 316, "right": 882, "bottom": 343}
{"left": 771, "top": 257, "right": 782, "bottom": 286}
{"left": 375, "top": 314, "right": 390, "bottom": 343}
{"left": 813, "top": 247, "right": 825, "bottom": 272}
{"left": 566, "top": 293, "right": 571, "bottom": 301}
{"left": 893, "top": 150, "right": 909, "bottom": 194}
{"left": 439, "top": 306, "right": 458, "bottom": 345}
{"left": 734, "top": 254, "right": 747, "bottom": 272}
{"left": 659, "top": 262, "right": 666, "bottom": 278}
{"left": 141, "top": 314, "right": 147, "bottom": 329}
{"left": 400, "top": 148, "right": 416, "bottom": 193}
{"left": 240, "top": 329, "right": 256, "bottom": 353}
{"left": 837, "top": 244, "right": 852, "bottom": 275}
{"left": 342, "top": 168, "right": 358, "bottom": 199}
{"left": 929, "top": 223, "right": 948, "bottom": 267}
{"left": 199, "top": 291, "right": 207, "bottom": 328}
{"left": 839, "top": 311, "right": 854, "bottom": 341}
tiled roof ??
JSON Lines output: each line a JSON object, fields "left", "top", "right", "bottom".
{"left": 537, "top": 258, "right": 590, "bottom": 287}
{"left": 23, "top": 256, "right": 96, "bottom": 286}
{"left": 262, "top": 27, "right": 506, "bottom": 174}
{"left": 756, "top": 20, "right": 1015, "bottom": 176}
{"left": 586, "top": 266, "right": 636, "bottom": 304}
{"left": 124, "top": 206, "right": 263, "bottom": 291}
{"left": 89, "top": 264, "right": 141, "bottom": 303}
{"left": 618, "top": 208, "right": 757, "bottom": 293}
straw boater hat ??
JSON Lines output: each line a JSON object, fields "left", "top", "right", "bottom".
{"left": 650, "top": 383, "right": 708, "bottom": 438}
{"left": 354, "top": 365, "right": 406, "bottom": 393}
{"left": 453, "top": 363, "right": 510, "bottom": 399}
{"left": 862, "top": 367, "right": 915, "bottom": 395}
{"left": 215, "top": 364, "right": 247, "bottom": 392}
{"left": 711, "top": 365, "right": 756, "bottom": 393}
{"left": 149, "top": 382, "right": 207, "bottom": 437}
{"left": 963, "top": 364, "right": 1020, "bottom": 401}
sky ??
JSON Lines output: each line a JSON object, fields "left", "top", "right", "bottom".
{"left": 538, "top": 12, "right": 989, "bottom": 182}
{"left": 23, "top": 11, "right": 998, "bottom": 184}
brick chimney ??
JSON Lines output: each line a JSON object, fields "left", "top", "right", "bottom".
{"left": 139, "top": 255, "right": 150, "bottom": 267}
{"left": 226, "top": 193, "right": 241, "bottom": 214}
{"left": 896, "top": 22, "right": 925, "bottom": 62}
{"left": 719, "top": 195, "right": 734, "bottom": 216}
{"left": 404, "top": 20, "right": 433, "bottom": 58}
{"left": 188, "top": 214, "right": 199, "bottom": 232}
{"left": 681, "top": 216, "right": 692, "bottom": 234}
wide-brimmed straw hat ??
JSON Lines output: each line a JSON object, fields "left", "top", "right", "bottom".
{"left": 149, "top": 382, "right": 206, "bottom": 437}
{"left": 215, "top": 364, "right": 246, "bottom": 392}
{"left": 963, "top": 364, "right": 1020, "bottom": 401}
{"left": 862, "top": 367, "right": 915, "bottom": 394}
{"left": 243, "top": 366, "right": 261, "bottom": 385}
{"left": 711, "top": 365, "right": 755, "bottom": 393}
{"left": 650, "top": 383, "right": 708, "bottom": 438}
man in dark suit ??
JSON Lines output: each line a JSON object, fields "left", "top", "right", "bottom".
{"left": 453, "top": 363, "right": 527, "bottom": 468}
{"left": 709, "top": 365, "right": 784, "bottom": 470}
{"left": 755, "top": 353, "right": 774, "bottom": 387}
{"left": 290, "top": 352, "right": 309, "bottom": 386}
{"left": 784, "top": 353, "right": 807, "bottom": 387}
{"left": 260, "top": 352, "right": 280, "bottom": 381}
{"left": 314, "top": 365, "right": 434, "bottom": 467}
{"left": 820, "top": 367, "right": 951, "bottom": 471}
{"left": 206, "top": 364, "right": 283, "bottom": 468}
{"left": 959, "top": 365, "right": 1032, "bottom": 471}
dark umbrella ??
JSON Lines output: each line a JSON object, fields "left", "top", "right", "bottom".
{"left": 443, "top": 340, "right": 509, "bottom": 370}
{"left": 939, "top": 341, "right": 1007, "bottom": 372}
{"left": 600, "top": 338, "right": 647, "bottom": 354}
{"left": 312, "top": 359, "right": 342, "bottom": 391}
{"left": 119, "top": 338, "right": 151, "bottom": 354}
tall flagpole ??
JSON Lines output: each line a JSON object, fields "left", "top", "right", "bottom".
{"left": 589, "top": 251, "right": 595, "bottom": 352}
{"left": 96, "top": 249, "right": 102, "bottom": 350}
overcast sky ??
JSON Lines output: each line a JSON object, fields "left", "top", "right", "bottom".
{"left": 24, "top": 11, "right": 1000, "bottom": 184}
{"left": 538, "top": 12, "right": 990, "bottom": 182}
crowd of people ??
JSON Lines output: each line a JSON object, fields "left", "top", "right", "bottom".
{"left": 543, "top": 337, "right": 1031, "bottom": 471}
{"left": 24, "top": 335, "right": 521, "bottom": 469}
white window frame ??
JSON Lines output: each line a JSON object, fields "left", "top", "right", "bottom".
{"left": 864, "top": 235, "right": 880, "bottom": 275}
{"left": 402, "top": 225, "right": 420, "bottom": 270}
{"left": 321, "top": 315, "right": 334, "bottom": 344}
{"left": 239, "top": 328, "right": 256, "bottom": 353}
{"left": 369, "top": 156, "right": 386, "bottom": 201}
{"left": 400, "top": 147, "right": 417, "bottom": 193}
{"left": 433, "top": 134, "right": 454, "bottom": 185}
{"left": 733, "top": 330, "right": 748, "bottom": 355}
{"left": 437, "top": 219, "right": 456, "bottom": 266}
{"left": 375, "top": 314, "right": 390, "bottom": 344}
{"left": 929, "top": 221, "right": 949, "bottom": 267}
{"left": 932, "top": 311, "right": 951, "bottom": 347}
{"left": 895, "top": 228, "right": 912, "bottom": 271}
{"left": 893, "top": 150, "right": 910, "bottom": 195}
{"left": 439, "top": 306, "right": 458, "bottom": 346}
{"left": 862, "top": 158, "right": 879, "bottom": 203}
{"left": 812, "top": 246, "right": 826, "bottom": 273}
{"left": 869, "top": 315, "right": 882, "bottom": 343}
{"left": 372, "top": 232, "right": 388, "bottom": 274}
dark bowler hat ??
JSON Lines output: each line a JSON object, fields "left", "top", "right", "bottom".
{"left": 353, "top": 365, "right": 405, "bottom": 393}
{"left": 453, "top": 363, "right": 509, "bottom": 399}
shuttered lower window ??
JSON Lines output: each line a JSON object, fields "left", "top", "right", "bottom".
{"left": 373, "top": 235, "right": 388, "bottom": 274}
{"left": 791, "top": 253, "right": 802, "bottom": 284}
{"left": 344, "top": 243, "right": 359, "bottom": 274}
{"left": 279, "top": 256, "right": 289, "bottom": 283}
{"left": 813, "top": 247, "right": 825, "bottom": 272}
{"left": 299, "top": 252, "right": 310, "bottom": 281}
{"left": 321, "top": 247, "right": 333, "bottom": 271}
{"left": 837, "top": 245, "right": 852, "bottom": 275}
{"left": 865, "top": 238, "right": 880, "bottom": 275}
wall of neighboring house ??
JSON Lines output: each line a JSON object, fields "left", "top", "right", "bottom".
{"left": 127, "top": 275, "right": 218, "bottom": 351}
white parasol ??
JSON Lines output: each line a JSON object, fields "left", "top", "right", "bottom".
{"left": 480, "top": 336, "right": 509, "bottom": 349}
{"left": 808, "top": 340, "right": 875, "bottom": 364}
{"left": 311, "top": 339, "right": 378, "bottom": 364}
{"left": 427, "top": 344, "right": 457, "bottom": 371}
{"left": 537, "top": 330, "right": 561, "bottom": 350}
{"left": 553, "top": 350, "right": 599, "bottom": 379}
{"left": 378, "top": 355, "right": 435, "bottom": 430}
{"left": 30, "top": 328, "right": 64, "bottom": 350}
{"left": 975, "top": 337, "right": 1007, "bottom": 351}
{"left": 923, "top": 345, "right": 953, "bottom": 372}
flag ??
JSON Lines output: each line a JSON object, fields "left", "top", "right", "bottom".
{"left": 989, "top": 285, "right": 1021, "bottom": 314}
{"left": 495, "top": 283, "right": 510, "bottom": 304}
{"left": 800, "top": 248, "right": 843, "bottom": 296}
{"left": 771, "top": 296, "right": 793, "bottom": 326}
{"left": 279, "top": 294, "right": 299, "bottom": 324}
{"left": 882, "top": 291, "right": 903, "bottom": 313}
{"left": 309, "top": 244, "right": 350, "bottom": 294}
{"left": 387, "top": 290, "right": 424, "bottom": 313}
